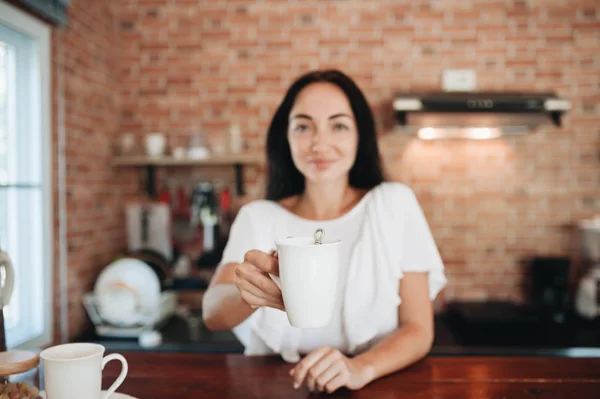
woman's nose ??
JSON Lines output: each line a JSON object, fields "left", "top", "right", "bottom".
{"left": 311, "top": 133, "right": 325, "bottom": 152}
{"left": 311, "top": 126, "right": 329, "bottom": 150}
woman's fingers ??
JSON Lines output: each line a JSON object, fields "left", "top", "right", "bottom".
{"left": 244, "top": 250, "right": 279, "bottom": 276}
{"left": 235, "top": 274, "right": 283, "bottom": 308}
{"left": 234, "top": 275, "right": 275, "bottom": 301}
{"left": 234, "top": 250, "right": 285, "bottom": 311}
{"left": 235, "top": 262, "right": 281, "bottom": 298}
{"left": 306, "top": 350, "right": 339, "bottom": 391}
{"left": 237, "top": 287, "right": 284, "bottom": 310}
{"left": 315, "top": 358, "right": 344, "bottom": 391}
{"left": 292, "top": 347, "right": 331, "bottom": 389}
{"left": 325, "top": 374, "right": 347, "bottom": 394}
{"left": 238, "top": 290, "right": 273, "bottom": 309}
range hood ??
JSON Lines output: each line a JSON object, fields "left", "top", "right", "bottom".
{"left": 393, "top": 92, "right": 571, "bottom": 140}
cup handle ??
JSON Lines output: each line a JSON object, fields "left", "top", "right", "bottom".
{"left": 0, "top": 250, "right": 15, "bottom": 307}
{"left": 101, "top": 354, "right": 128, "bottom": 399}
{"left": 268, "top": 249, "right": 282, "bottom": 290}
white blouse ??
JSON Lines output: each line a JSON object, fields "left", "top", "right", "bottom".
{"left": 218, "top": 182, "right": 447, "bottom": 362}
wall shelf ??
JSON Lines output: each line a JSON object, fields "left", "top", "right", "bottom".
{"left": 113, "top": 154, "right": 262, "bottom": 167}
{"left": 113, "top": 154, "right": 263, "bottom": 197}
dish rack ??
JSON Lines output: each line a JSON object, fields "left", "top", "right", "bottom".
{"left": 83, "top": 291, "right": 177, "bottom": 338}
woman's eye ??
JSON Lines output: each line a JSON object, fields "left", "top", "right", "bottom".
{"left": 333, "top": 123, "right": 349, "bottom": 132}
{"left": 293, "top": 124, "right": 309, "bottom": 133}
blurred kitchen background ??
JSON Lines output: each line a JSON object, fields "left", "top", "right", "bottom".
{"left": 0, "top": 0, "right": 598, "bottom": 355}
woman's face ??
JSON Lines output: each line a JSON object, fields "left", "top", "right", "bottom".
{"left": 287, "top": 83, "right": 359, "bottom": 185}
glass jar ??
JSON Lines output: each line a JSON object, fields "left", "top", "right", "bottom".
{"left": 0, "top": 350, "right": 41, "bottom": 398}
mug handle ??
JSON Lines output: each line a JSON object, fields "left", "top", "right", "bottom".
{"left": 0, "top": 250, "right": 15, "bottom": 307}
{"left": 268, "top": 249, "right": 282, "bottom": 290}
{"left": 101, "top": 354, "right": 128, "bottom": 399}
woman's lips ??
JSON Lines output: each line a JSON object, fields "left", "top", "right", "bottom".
{"left": 309, "top": 159, "right": 335, "bottom": 170}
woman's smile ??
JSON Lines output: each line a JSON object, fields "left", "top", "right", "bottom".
{"left": 309, "top": 158, "right": 336, "bottom": 170}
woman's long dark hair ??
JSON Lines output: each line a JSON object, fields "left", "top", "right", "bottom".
{"left": 265, "top": 69, "right": 385, "bottom": 201}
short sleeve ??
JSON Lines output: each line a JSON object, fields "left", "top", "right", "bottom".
{"left": 218, "top": 203, "right": 266, "bottom": 350}
{"left": 219, "top": 204, "right": 257, "bottom": 266}
{"left": 399, "top": 187, "right": 447, "bottom": 299}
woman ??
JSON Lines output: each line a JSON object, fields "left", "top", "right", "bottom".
{"left": 203, "top": 69, "right": 446, "bottom": 393}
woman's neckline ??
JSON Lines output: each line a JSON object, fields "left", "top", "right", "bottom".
{"left": 271, "top": 185, "right": 378, "bottom": 224}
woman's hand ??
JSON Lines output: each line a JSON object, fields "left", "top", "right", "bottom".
{"left": 234, "top": 250, "right": 285, "bottom": 311}
{"left": 290, "top": 347, "right": 374, "bottom": 393}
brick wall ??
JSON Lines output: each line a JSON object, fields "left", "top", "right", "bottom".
{"left": 51, "top": 0, "right": 139, "bottom": 340}
{"left": 51, "top": 0, "right": 600, "bottom": 339}
{"left": 110, "top": 0, "right": 600, "bottom": 306}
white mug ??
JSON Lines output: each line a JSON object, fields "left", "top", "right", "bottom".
{"left": 40, "top": 343, "right": 128, "bottom": 399}
{"left": 274, "top": 236, "right": 342, "bottom": 328}
{"left": 145, "top": 133, "right": 166, "bottom": 157}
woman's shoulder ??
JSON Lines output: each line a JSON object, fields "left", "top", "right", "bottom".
{"left": 228, "top": 199, "right": 281, "bottom": 236}
{"left": 365, "top": 182, "right": 424, "bottom": 223}
{"left": 235, "top": 198, "right": 284, "bottom": 221}
{"left": 369, "top": 181, "right": 417, "bottom": 202}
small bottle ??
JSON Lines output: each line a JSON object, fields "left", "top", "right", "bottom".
{"left": 192, "top": 182, "right": 220, "bottom": 268}
{"left": 219, "top": 185, "right": 232, "bottom": 241}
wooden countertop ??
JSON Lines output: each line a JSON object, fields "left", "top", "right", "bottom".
{"left": 99, "top": 353, "right": 600, "bottom": 398}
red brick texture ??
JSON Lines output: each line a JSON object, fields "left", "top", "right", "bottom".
{"left": 52, "top": 0, "right": 600, "bottom": 339}
{"left": 50, "top": 0, "right": 139, "bottom": 340}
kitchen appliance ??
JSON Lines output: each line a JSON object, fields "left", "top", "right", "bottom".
{"left": 530, "top": 256, "right": 571, "bottom": 323}
{"left": 393, "top": 91, "right": 571, "bottom": 138}
{"left": 446, "top": 301, "right": 541, "bottom": 346}
{"left": 126, "top": 202, "right": 172, "bottom": 262}
{"left": 191, "top": 182, "right": 223, "bottom": 267}
{"left": 575, "top": 216, "right": 600, "bottom": 320}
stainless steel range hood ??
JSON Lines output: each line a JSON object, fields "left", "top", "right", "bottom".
{"left": 393, "top": 92, "right": 571, "bottom": 140}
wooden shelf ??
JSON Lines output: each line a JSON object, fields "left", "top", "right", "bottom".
{"left": 113, "top": 154, "right": 263, "bottom": 167}
{"left": 113, "top": 154, "right": 263, "bottom": 197}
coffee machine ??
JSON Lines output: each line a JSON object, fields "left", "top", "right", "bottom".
{"left": 575, "top": 215, "right": 600, "bottom": 320}
{"left": 530, "top": 256, "right": 571, "bottom": 323}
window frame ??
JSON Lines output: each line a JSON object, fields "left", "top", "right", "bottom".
{"left": 0, "top": 1, "right": 53, "bottom": 349}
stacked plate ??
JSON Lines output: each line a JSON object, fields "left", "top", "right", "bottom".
{"left": 93, "top": 258, "right": 161, "bottom": 327}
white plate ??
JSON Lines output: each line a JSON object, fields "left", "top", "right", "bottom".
{"left": 40, "top": 391, "right": 138, "bottom": 399}
{"left": 94, "top": 258, "right": 161, "bottom": 327}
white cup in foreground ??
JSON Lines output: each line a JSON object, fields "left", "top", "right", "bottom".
{"left": 274, "top": 236, "right": 342, "bottom": 328}
{"left": 40, "top": 343, "right": 128, "bottom": 399}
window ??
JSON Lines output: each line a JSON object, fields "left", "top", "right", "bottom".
{"left": 0, "top": 2, "right": 52, "bottom": 348}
